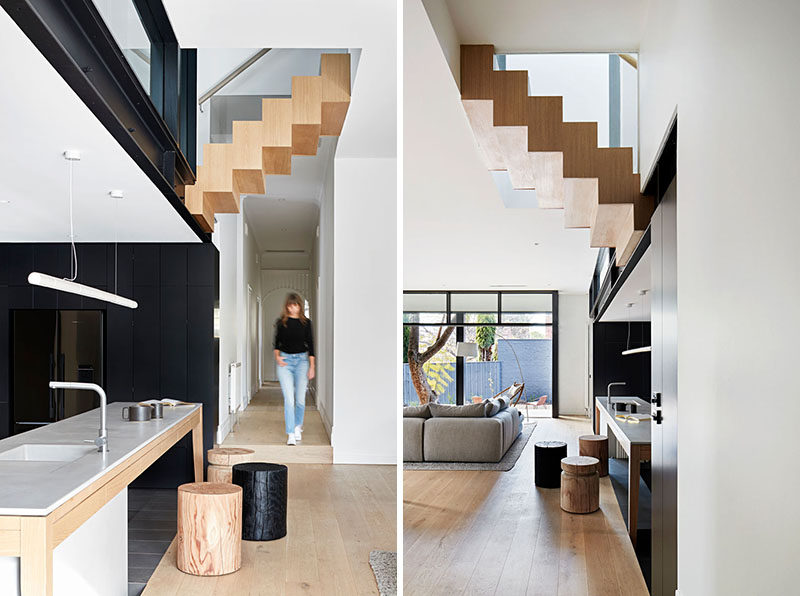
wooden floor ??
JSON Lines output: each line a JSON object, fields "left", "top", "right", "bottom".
{"left": 222, "top": 383, "right": 332, "bottom": 464}
{"left": 404, "top": 416, "right": 649, "bottom": 596}
{"left": 143, "top": 464, "right": 396, "bottom": 596}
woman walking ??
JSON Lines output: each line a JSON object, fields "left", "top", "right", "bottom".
{"left": 274, "top": 293, "right": 315, "bottom": 445}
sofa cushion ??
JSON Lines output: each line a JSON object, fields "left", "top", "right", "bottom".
{"left": 403, "top": 418, "right": 425, "bottom": 461}
{"left": 423, "top": 417, "right": 505, "bottom": 462}
{"left": 429, "top": 402, "right": 487, "bottom": 417}
{"left": 403, "top": 404, "right": 431, "bottom": 418}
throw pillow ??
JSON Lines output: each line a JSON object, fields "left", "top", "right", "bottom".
{"left": 484, "top": 398, "right": 500, "bottom": 417}
{"left": 429, "top": 402, "right": 487, "bottom": 417}
{"left": 496, "top": 395, "right": 510, "bottom": 411}
{"left": 403, "top": 404, "right": 431, "bottom": 418}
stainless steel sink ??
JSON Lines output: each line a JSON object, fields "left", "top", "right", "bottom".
{"left": 0, "top": 444, "right": 97, "bottom": 462}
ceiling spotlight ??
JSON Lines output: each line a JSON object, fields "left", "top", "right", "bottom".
{"left": 0, "top": 199, "right": 11, "bottom": 205}
{"left": 109, "top": 190, "right": 124, "bottom": 199}
{"left": 533, "top": 242, "right": 540, "bottom": 246}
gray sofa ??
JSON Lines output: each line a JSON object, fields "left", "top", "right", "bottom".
{"left": 403, "top": 402, "right": 522, "bottom": 463}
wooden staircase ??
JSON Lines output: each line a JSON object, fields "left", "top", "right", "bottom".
{"left": 184, "top": 54, "right": 351, "bottom": 232}
{"left": 460, "top": 45, "right": 652, "bottom": 266}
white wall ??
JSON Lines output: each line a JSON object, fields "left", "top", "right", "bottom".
{"left": 213, "top": 213, "right": 240, "bottom": 443}
{"left": 315, "top": 157, "right": 335, "bottom": 435}
{"left": 332, "top": 157, "right": 396, "bottom": 464}
{"left": 558, "top": 293, "right": 589, "bottom": 415}
{"left": 639, "top": 1, "right": 800, "bottom": 594}
{"left": 422, "top": 0, "right": 461, "bottom": 87}
{"left": 243, "top": 214, "right": 262, "bottom": 398}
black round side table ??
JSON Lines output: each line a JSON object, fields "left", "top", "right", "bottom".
{"left": 534, "top": 441, "right": 568, "bottom": 488}
{"left": 232, "top": 462, "right": 288, "bottom": 541}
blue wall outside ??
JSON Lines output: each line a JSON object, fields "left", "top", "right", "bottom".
{"left": 402, "top": 339, "right": 552, "bottom": 405}
{"left": 498, "top": 339, "right": 552, "bottom": 403}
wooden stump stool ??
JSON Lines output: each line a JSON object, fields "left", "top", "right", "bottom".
{"left": 578, "top": 434, "right": 609, "bottom": 477}
{"left": 534, "top": 441, "right": 568, "bottom": 488}
{"left": 177, "top": 482, "right": 242, "bottom": 576}
{"left": 207, "top": 447, "right": 255, "bottom": 484}
{"left": 232, "top": 463, "right": 288, "bottom": 541}
{"left": 560, "top": 456, "right": 600, "bottom": 514}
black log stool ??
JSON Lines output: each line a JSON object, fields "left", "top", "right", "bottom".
{"left": 534, "top": 441, "right": 568, "bottom": 488}
{"left": 232, "top": 462, "right": 288, "bottom": 541}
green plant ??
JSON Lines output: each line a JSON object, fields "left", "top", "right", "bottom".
{"left": 475, "top": 314, "right": 496, "bottom": 361}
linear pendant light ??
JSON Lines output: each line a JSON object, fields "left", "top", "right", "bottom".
{"left": 622, "top": 345, "right": 651, "bottom": 356}
{"left": 28, "top": 151, "right": 138, "bottom": 309}
{"left": 28, "top": 272, "right": 138, "bottom": 309}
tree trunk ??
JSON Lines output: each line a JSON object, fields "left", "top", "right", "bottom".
{"left": 406, "top": 324, "right": 455, "bottom": 405}
{"left": 408, "top": 355, "right": 433, "bottom": 404}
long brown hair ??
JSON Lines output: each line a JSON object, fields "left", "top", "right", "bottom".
{"left": 280, "top": 292, "right": 308, "bottom": 326}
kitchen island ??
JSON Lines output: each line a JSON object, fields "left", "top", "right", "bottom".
{"left": 595, "top": 396, "right": 651, "bottom": 546}
{"left": 0, "top": 402, "right": 202, "bottom": 596}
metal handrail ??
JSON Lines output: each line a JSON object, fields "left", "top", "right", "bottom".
{"left": 198, "top": 48, "right": 271, "bottom": 111}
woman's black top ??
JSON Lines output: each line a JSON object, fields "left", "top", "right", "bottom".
{"left": 273, "top": 317, "right": 315, "bottom": 356}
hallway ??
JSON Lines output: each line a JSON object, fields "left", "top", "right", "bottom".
{"left": 221, "top": 382, "right": 333, "bottom": 463}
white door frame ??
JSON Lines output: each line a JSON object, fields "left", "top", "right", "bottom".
{"left": 257, "top": 296, "right": 263, "bottom": 387}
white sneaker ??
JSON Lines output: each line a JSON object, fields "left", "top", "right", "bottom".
{"left": 287, "top": 433, "right": 296, "bottom": 446}
{"left": 294, "top": 425, "right": 303, "bottom": 441}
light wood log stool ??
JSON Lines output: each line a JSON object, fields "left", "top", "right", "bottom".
{"left": 177, "top": 482, "right": 243, "bottom": 576}
{"left": 578, "top": 434, "right": 609, "bottom": 477}
{"left": 207, "top": 447, "right": 255, "bottom": 484}
{"left": 560, "top": 456, "right": 600, "bottom": 514}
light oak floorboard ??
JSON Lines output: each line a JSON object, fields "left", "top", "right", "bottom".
{"left": 403, "top": 416, "right": 648, "bottom": 596}
{"left": 222, "top": 384, "right": 332, "bottom": 464}
{"left": 143, "top": 464, "right": 395, "bottom": 596}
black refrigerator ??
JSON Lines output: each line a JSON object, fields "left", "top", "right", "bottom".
{"left": 11, "top": 310, "right": 104, "bottom": 435}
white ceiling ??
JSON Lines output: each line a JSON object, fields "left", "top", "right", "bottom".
{"left": 600, "top": 246, "right": 651, "bottom": 322}
{"left": 404, "top": 0, "right": 598, "bottom": 293}
{"left": 443, "top": 0, "right": 648, "bottom": 52}
{"left": 0, "top": 9, "right": 199, "bottom": 243}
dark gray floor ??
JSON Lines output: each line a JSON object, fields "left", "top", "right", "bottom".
{"left": 127, "top": 488, "right": 177, "bottom": 596}
{"left": 608, "top": 457, "right": 652, "bottom": 593}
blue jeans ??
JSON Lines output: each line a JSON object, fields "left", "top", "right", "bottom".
{"left": 276, "top": 351, "right": 309, "bottom": 434}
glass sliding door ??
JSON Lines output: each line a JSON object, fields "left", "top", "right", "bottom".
{"left": 402, "top": 291, "right": 558, "bottom": 418}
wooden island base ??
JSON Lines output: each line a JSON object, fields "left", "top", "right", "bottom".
{"left": 0, "top": 407, "right": 203, "bottom": 596}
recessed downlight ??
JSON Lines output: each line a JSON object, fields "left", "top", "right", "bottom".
{"left": 0, "top": 199, "right": 11, "bottom": 204}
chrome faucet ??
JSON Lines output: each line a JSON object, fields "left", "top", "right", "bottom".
{"left": 607, "top": 382, "right": 627, "bottom": 412}
{"left": 49, "top": 382, "right": 108, "bottom": 453}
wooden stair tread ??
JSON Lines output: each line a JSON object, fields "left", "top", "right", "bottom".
{"left": 460, "top": 43, "right": 651, "bottom": 266}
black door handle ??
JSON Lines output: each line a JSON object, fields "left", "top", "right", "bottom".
{"left": 654, "top": 410, "right": 663, "bottom": 424}
{"left": 651, "top": 391, "right": 662, "bottom": 407}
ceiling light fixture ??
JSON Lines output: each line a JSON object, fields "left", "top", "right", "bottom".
{"left": 28, "top": 152, "right": 138, "bottom": 309}
{"left": 0, "top": 200, "right": 11, "bottom": 204}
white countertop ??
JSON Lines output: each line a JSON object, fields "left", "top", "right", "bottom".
{"left": 0, "top": 402, "right": 200, "bottom": 516}
{"left": 596, "top": 396, "right": 651, "bottom": 446}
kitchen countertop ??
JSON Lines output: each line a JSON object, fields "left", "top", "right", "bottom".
{"left": 0, "top": 402, "right": 201, "bottom": 516}
{"left": 596, "top": 396, "right": 651, "bottom": 446}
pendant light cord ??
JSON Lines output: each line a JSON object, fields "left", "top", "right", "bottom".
{"left": 66, "top": 159, "right": 78, "bottom": 282}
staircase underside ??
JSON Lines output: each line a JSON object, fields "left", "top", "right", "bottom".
{"left": 184, "top": 53, "right": 351, "bottom": 232}
{"left": 461, "top": 45, "right": 652, "bottom": 267}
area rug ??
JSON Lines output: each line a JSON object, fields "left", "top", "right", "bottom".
{"left": 403, "top": 422, "right": 536, "bottom": 471}
{"left": 369, "top": 550, "right": 397, "bottom": 596}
